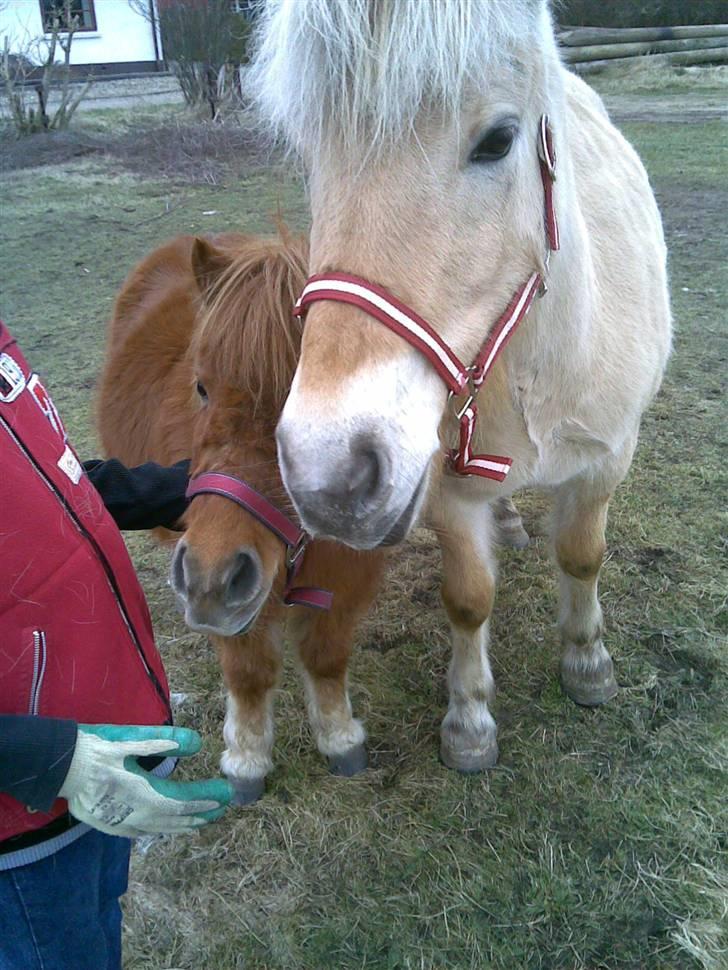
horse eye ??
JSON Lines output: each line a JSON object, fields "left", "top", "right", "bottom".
{"left": 196, "top": 381, "right": 208, "bottom": 402}
{"left": 469, "top": 125, "right": 517, "bottom": 163}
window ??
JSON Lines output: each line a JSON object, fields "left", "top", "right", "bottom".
{"left": 39, "top": 0, "right": 97, "bottom": 33}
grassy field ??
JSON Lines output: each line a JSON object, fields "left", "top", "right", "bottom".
{"left": 1, "top": 71, "right": 726, "bottom": 970}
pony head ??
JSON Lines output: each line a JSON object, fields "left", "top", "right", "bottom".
{"left": 170, "top": 233, "right": 309, "bottom": 635}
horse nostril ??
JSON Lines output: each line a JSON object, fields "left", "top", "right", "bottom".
{"left": 170, "top": 540, "right": 188, "bottom": 596}
{"left": 348, "top": 438, "right": 389, "bottom": 508}
{"left": 226, "top": 550, "right": 259, "bottom": 606}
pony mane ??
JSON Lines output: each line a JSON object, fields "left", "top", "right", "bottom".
{"left": 249, "top": 0, "right": 548, "bottom": 158}
{"left": 193, "top": 231, "right": 309, "bottom": 415}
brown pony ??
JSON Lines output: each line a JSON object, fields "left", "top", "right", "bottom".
{"left": 97, "top": 232, "right": 384, "bottom": 802}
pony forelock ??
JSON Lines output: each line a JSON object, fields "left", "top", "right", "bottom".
{"left": 249, "top": 0, "right": 548, "bottom": 158}
{"left": 194, "top": 231, "right": 309, "bottom": 416}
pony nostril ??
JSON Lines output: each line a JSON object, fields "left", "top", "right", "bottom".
{"left": 170, "top": 541, "right": 188, "bottom": 596}
{"left": 226, "top": 550, "right": 259, "bottom": 606}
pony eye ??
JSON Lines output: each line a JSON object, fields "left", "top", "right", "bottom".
{"left": 196, "top": 381, "right": 208, "bottom": 402}
{"left": 469, "top": 125, "right": 517, "bottom": 163}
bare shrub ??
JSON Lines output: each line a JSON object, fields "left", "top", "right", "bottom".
{"left": 132, "top": 0, "right": 251, "bottom": 120}
{"left": 1, "top": 0, "right": 92, "bottom": 136}
{"left": 109, "top": 119, "right": 270, "bottom": 185}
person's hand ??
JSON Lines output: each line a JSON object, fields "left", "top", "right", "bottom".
{"left": 58, "top": 724, "right": 233, "bottom": 838}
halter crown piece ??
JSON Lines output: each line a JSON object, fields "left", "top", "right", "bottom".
{"left": 293, "top": 115, "right": 559, "bottom": 482}
{"left": 186, "top": 473, "right": 333, "bottom": 611}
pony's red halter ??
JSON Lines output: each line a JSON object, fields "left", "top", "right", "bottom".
{"left": 293, "top": 115, "right": 559, "bottom": 482}
{"left": 186, "top": 472, "right": 332, "bottom": 611}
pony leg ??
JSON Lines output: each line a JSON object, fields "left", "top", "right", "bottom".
{"left": 434, "top": 487, "right": 499, "bottom": 772}
{"left": 493, "top": 496, "right": 530, "bottom": 549}
{"left": 214, "top": 631, "right": 283, "bottom": 803}
{"left": 553, "top": 477, "right": 618, "bottom": 706}
{"left": 290, "top": 609, "right": 367, "bottom": 776}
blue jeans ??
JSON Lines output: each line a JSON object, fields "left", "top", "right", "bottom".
{"left": 0, "top": 829, "right": 131, "bottom": 970}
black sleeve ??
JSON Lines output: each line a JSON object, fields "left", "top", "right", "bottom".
{"left": 83, "top": 458, "right": 191, "bottom": 531}
{"left": 0, "top": 716, "right": 78, "bottom": 812}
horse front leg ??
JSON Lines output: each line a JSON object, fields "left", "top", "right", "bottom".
{"left": 214, "top": 630, "right": 282, "bottom": 804}
{"left": 290, "top": 608, "right": 368, "bottom": 777}
{"left": 553, "top": 474, "right": 618, "bottom": 706}
{"left": 433, "top": 486, "right": 499, "bottom": 772}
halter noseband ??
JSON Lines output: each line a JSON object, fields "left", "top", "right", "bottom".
{"left": 186, "top": 472, "right": 332, "bottom": 611}
{"left": 293, "top": 114, "right": 559, "bottom": 482}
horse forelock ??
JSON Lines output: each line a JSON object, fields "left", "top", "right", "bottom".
{"left": 249, "top": 0, "right": 550, "bottom": 157}
{"left": 194, "top": 232, "right": 308, "bottom": 416}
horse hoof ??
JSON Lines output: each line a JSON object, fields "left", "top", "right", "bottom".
{"left": 440, "top": 738, "right": 499, "bottom": 773}
{"left": 499, "top": 524, "right": 530, "bottom": 550}
{"left": 560, "top": 650, "right": 618, "bottom": 707}
{"left": 493, "top": 498, "right": 530, "bottom": 549}
{"left": 229, "top": 776, "right": 266, "bottom": 805}
{"left": 328, "top": 743, "right": 368, "bottom": 777}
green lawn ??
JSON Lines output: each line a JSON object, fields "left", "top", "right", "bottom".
{"left": 1, "top": 84, "right": 726, "bottom": 970}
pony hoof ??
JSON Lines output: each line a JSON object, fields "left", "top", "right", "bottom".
{"left": 229, "top": 776, "right": 266, "bottom": 805}
{"left": 440, "top": 738, "right": 499, "bottom": 773}
{"left": 560, "top": 650, "right": 618, "bottom": 707}
{"left": 328, "top": 743, "right": 368, "bottom": 777}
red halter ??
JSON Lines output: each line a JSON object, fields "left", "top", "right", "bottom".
{"left": 186, "top": 472, "right": 333, "bottom": 611}
{"left": 293, "top": 115, "right": 559, "bottom": 481}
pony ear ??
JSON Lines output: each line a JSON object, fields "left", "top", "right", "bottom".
{"left": 191, "top": 237, "right": 232, "bottom": 299}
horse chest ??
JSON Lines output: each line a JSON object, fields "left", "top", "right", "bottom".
{"left": 512, "top": 373, "right": 616, "bottom": 487}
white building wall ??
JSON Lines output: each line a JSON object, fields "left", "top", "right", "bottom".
{"left": 0, "top": 1, "right": 158, "bottom": 66}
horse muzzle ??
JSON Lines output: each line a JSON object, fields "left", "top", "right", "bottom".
{"left": 277, "top": 424, "right": 426, "bottom": 549}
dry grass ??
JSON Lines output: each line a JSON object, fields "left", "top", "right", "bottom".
{"left": 0, "top": 74, "right": 726, "bottom": 970}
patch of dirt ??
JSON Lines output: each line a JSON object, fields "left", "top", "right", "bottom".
{"left": 604, "top": 91, "right": 728, "bottom": 124}
{"left": 634, "top": 545, "right": 681, "bottom": 576}
{"left": 610, "top": 107, "right": 726, "bottom": 123}
{"left": 0, "top": 129, "right": 104, "bottom": 173}
{"left": 641, "top": 628, "right": 718, "bottom": 694}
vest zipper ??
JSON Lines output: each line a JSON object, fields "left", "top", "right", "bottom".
{"left": 1, "top": 416, "right": 172, "bottom": 721}
{"left": 28, "top": 631, "right": 47, "bottom": 715}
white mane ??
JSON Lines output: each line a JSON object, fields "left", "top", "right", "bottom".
{"left": 249, "top": 0, "right": 550, "bottom": 157}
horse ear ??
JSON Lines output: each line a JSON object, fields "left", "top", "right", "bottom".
{"left": 191, "top": 237, "right": 231, "bottom": 299}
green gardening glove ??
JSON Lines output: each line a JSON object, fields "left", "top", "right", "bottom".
{"left": 58, "top": 725, "right": 233, "bottom": 838}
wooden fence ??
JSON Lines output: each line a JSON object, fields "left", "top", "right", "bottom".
{"left": 558, "top": 23, "right": 728, "bottom": 74}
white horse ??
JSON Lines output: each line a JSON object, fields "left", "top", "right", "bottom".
{"left": 250, "top": 0, "right": 672, "bottom": 771}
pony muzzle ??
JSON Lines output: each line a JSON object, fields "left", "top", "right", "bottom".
{"left": 170, "top": 539, "right": 269, "bottom": 637}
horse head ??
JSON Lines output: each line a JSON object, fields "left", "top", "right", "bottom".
{"left": 250, "top": 0, "right": 565, "bottom": 548}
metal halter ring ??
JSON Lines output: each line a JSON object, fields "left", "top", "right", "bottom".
{"left": 286, "top": 534, "right": 308, "bottom": 571}
{"left": 448, "top": 369, "right": 479, "bottom": 421}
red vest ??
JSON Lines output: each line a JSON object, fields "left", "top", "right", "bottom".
{"left": 0, "top": 324, "right": 172, "bottom": 842}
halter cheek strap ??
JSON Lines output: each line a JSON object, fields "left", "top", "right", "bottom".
{"left": 538, "top": 113, "right": 559, "bottom": 253}
{"left": 294, "top": 115, "right": 559, "bottom": 482}
{"left": 186, "top": 472, "right": 333, "bottom": 611}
